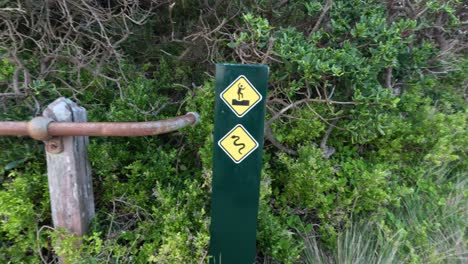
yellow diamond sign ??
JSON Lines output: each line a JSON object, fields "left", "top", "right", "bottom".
{"left": 218, "top": 124, "right": 258, "bottom": 164}
{"left": 220, "top": 75, "right": 262, "bottom": 117}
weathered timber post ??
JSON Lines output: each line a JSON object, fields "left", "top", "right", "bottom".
{"left": 43, "top": 97, "right": 95, "bottom": 236}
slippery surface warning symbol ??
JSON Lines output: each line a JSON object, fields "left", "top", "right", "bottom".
{"left": 220, "top": 75, "right": 262, "bottom": 117}
{"left": 218, "top": 124, "right": 258, "bottom": 164}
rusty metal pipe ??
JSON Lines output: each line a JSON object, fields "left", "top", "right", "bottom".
{"left": 0, "top": 112, "right": 200, "bottom": 139}
{"left": 0, "top": 122, "right": 28, "bottom": 136}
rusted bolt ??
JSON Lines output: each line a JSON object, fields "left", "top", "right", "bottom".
{"left": 46, "top": 137, "right": 64, "bottom": 154}
{"left": 28, "top": 117, "right": 54, "bottom": 141}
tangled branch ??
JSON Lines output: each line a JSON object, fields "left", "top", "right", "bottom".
{"left": 0, "top": 0, "right": 169, "bottom": 99}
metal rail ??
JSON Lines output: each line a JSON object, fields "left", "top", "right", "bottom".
{"left": 0, "top": 112, "right": 200, "bottom": 140}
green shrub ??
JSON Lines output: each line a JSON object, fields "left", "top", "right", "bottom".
{"left": 0, "top": 0, "right": 466, "bottom": 263}
{"left": 0, "top": 161, "right": 49, "bottom": 263}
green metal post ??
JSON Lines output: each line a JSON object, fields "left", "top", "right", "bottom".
{"left": 209, "top": 64, "right": 269, "bottom": 263}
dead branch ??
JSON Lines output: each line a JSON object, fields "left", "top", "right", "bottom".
{"left": 385, "top": 66, "right": 393, "bottom": 89}
{"left": 310, "top": 0, "right": 333, "bottom": 35}
{"left": 0, "top": 92, "right": 26, "bottom": 97}
{"left": 320, "top": 119, "right": 338, "bottom": 159}
{"left": 264, "top": 124, "right": 298, "bottom": 156}
{"left": 264, "top": 97, "right": 353, "bottom": 155}
{"left": 0, "top": 0, "right": 169, "bottom": 95}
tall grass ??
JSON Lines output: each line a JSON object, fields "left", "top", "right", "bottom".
{"left": 395, "top": 170, "right": 467, "bottom": 263}
{"left": 303, "top": 223, "right": 401, "bottom": 264}
{"left": 302, "top": 169, "right": 467, "bottom": 264}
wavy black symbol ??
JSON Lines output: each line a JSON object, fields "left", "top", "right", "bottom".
{"left": 231, "top": 135, "right": 246, "bottom": 154}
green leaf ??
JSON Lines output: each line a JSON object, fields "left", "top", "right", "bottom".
{"left": 4, "top": 158, "right": 28, "bottom": 170}
{"left": 227, "top": 42, "right": 238, "bottom": 48}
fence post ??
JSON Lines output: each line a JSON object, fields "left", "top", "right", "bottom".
{"left": 43, "top": 97, "right": 95, "bottom": 237}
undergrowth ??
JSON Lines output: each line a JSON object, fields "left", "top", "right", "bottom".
{"left": 0, "top": 0, "right": 466, "bottom": 263}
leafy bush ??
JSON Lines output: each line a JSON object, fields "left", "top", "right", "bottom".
{"left": 0, "top": 0, "right": 466, "bottom": 263}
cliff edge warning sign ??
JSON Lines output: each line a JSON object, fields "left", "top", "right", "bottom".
{"left": 220, "top": 75, "right": 262, "bottom": 117}
{"left": 210, "top": 64, "right": 268, "bottom": 264}
{"left": 218, "top": 124, "right": 258, "bottom": 164}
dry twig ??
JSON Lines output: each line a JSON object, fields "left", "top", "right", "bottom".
{"left": 0, "top": 0, "right": 169, "bottom": 98}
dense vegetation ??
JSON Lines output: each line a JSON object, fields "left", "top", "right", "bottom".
{"left": 1, "top": 0, "right": 466, "bottom": 263}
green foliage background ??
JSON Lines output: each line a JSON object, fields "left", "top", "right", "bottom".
{"left": 0, "top": 0, "right": 466, "bottom": 263}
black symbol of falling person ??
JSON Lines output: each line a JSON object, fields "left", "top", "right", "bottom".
{"left": 237, "top": 83, "right": 245, "bottom": 100}
{"left": 232, "top": 83, "right": 250, "bottom": 106}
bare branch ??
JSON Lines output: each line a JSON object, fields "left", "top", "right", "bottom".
{"left": 264, "top": 124, "right": 298, "bottom": 156}
{"left": 310, "top": 0, "right": 333, "bottom": 35}
{"left": 0, "top": 0, "right": 166, "bottom": 95}
{"left": 385, "top": 67, "right": 393, "bottom": 89}
{"left": 0, "top": 92, "right": 26, "bottom": 98}
{"left": 320, "top": 119, "right": 338, "bottom": 159}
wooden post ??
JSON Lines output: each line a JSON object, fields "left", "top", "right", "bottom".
{"left": 43, "top": 97, "right": 95, "bottom": 236}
